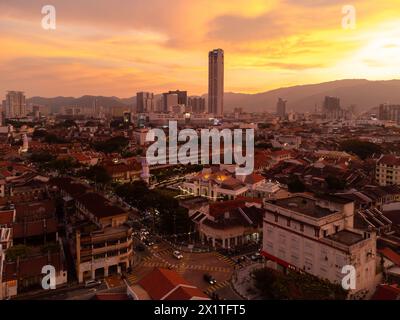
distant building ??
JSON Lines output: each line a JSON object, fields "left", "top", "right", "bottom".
{"left": 188, "top": 96, "right": 206, "bottom": 114}
{"left": 123, "top": 111, "right": 133, "bottom": 125}
{"left": 162, "top": 93, "right": 179, "bottom": 113}
{"left": 323, "top": 96, "right": 346, "bottom": 120}
{"left": 276, "top": 98, "right": 287, "bottom": 119}
{"left": 5, "top": 91, "right": 26, "bottom": 119}
{"left": 208, "top": 49, "right": 224, "bottom": 117}
{"left": 379, "top": 104, "right": 400, "bottom": 124}
{"left": 63, "top": 106, "right": 83, "bottom": 117}
{"left": 136, "top": 92, "right": 154, "bottom": 113}
{"left": 166, "top": 90, "right": 187, "bottom": 106}
{"left": 376, "top": 155, "right": 400, "bottom": 186}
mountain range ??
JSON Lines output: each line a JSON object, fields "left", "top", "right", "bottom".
{"left": 27, "top": 79, "right": 400, "bottom": 114}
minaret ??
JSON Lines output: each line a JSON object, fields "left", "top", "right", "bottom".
{"left": 20, "top": 133, "right": 29, "bottom": 153}
{"left": 140, "top": 157, "right": 151, "bottom": 185}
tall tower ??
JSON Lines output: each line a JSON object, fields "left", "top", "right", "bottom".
{"left": 208, "top": 49, "right": 224, "bottom": 117}
{"left": 276, "top": 98, "right": 287, "bottom": 119}
{"left": 140, "top": 157, "right": 151, "bottom": 185}
{"left": 137, "top": 92, "right": 154, "bottom": 113}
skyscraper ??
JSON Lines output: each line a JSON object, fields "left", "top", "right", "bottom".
{"left": 162, "top": 93, "right": 179, "bottom": 113}
{"left": 276, "top": 98, "right": 287, "bottom": 118}
{"left": 188, "top": 96, "right": 206, "bottom": 114}
{"left": 137, "top": 92, "right": 154, "bottom": 113}
{"left": 166, "top": 90, "right": 187, "bottom": 106}
{"left": 5, "top": 91, "right": 26, "bottom": 118}
{"left": 323, "top": 96, "right": 342, "bottom": 120}
{"left": 208, "top": 49, "right": 224, "bottom": 117}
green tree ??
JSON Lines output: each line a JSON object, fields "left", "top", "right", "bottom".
{"left": 325, "top": 175, "right": 346, "bottom": 191}
{"left": 48, "top": 157, "right": 79, "bottom": 173}
{"left": 81, "top": 165, "right": 111, "bottom": 185}
{"left": 93, "top": 136, "right": 129, "bottom": 154}
{"left": 30, "top": 151, "right": 55, "bottom": 163}
{"left": 288, "top": 175, "right": 305, "bottom": 193}
{"left": 340, "top": 139, "right": 382, "bottom": 160}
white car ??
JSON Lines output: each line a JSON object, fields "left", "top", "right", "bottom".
{"left": 85, "top": 279, "right": 102, "bottom": 288}
{"left": 173, "top": 251, "right": 183, "bottom": 260}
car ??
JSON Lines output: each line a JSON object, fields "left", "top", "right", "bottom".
{"left": 144, "top": 239, "right": 155, "bottom": 247}
{"left": 173, "top": 251, "right": 183, "bottom": 260}
{"left": 85, "top": 279, "right": 102, "bottom": 288}
{"left": 203, "top": 274, "right": 217, "bottom": 285}
{"left": 251, "top": 253, "right": 262, "bottom": 261}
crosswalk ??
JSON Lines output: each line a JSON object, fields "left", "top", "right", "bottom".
{"left": 139, "top": 261, "right": 232, "bottom": 273}
{"left": 204, "top": 280, "right": 231, "bottom": 295}
{"left": 213, "top": 252, "right": 236, "bottom": 267}
{"left": 126, "top": 274, "right": 138, "bottom": 284}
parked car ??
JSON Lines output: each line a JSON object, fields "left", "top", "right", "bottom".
{"left": 251, "top": 253, "right": 262, "bottom": 261}
{"left": 203, "top": 274, "right": 217, "bottom": 285}
{"left": 144, "top": 239, "right": 155, "bottom": 247}
{"left": 173, "top": 251, "right": 183, "bottom": 260}
{"left": 85, "top": 279, "right": 102, "bottom": 288}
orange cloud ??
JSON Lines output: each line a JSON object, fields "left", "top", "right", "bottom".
{"left": 0, "top": 0, "right": 399, "bottom": 97}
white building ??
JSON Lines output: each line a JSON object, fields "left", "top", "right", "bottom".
{"left": 182, "top": 166, "right": 265, "bottom": 201}
{"left": 262, "top": 194, "right": 377, "bottom": 296}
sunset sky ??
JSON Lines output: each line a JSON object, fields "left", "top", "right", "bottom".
{"left": 1, "top": 0, "right": 399, "bottom": 98}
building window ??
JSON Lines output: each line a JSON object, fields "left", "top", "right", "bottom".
{"left": 323, "top": 230, "right": 328, "bottom": 237}
{"left": 314, "top": 228, "right": 320, "bottom": 237}
{"left": 274, "top": 214, "right": 278, "bottom": 223}
{"left": 287, "top": 218, "right": 291, "bottom": 227}
{"left": 300, "top": 223, "right": 304, "bottom": 232}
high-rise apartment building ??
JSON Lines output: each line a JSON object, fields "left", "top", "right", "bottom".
{"left": 162, "top": 90, "right": 187, "bottom": 113}
{"left": 379, "top": 104, "right": 400, "bottom": 124}
{"left": 188, "top": 96, "right": 206, "bottom": 114}
{"left": 276, "top": 98, "right": 287, "bottom": 118}
{"left": 166, "top": 90, "right": 187, "bottom": 106}
{"left": 322, "top": 96, "right": 346, "bottom": 120}
{"left": 162, "top": 92, "right": 179, "bottom": 113}
{"left": 136, "top": 92, "right": 154, "bottom": 113}
{"left": 5, "top": 91, "right": 26, "bottom": 118}
{"left": 208, "top": 49, "right": 224, "bottom": 117}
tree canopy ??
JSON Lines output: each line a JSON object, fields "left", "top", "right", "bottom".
{"left": 339, "top": 139, "right": 381, "bottom": 160}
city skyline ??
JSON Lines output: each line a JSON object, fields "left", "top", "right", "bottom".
{"left": 1, "top": 1, "right": 400, "bottom": 97}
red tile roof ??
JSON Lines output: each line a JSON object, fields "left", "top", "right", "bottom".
{"left": 371, "top": 284, "right": 400, "bottom": 300}
{"left": 139, "top": 268, "right": 207, "bottom": 300}
{"left": 166, "top": 286, "right": 208, "bottom": 300}
{"left": 378, "top": 155, "right": 400, "bottom": 166}
{"left": 209, "top": 199, "right": 246, "bottom": 217}
{"left": 0, "top": 210, "right": 14, "bottom": 225}
{"left": 379, "top": 247, "right": 400, "bottom": 266}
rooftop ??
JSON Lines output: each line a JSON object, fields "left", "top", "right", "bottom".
{"left": 272, "top": 196, "right": 336, "bottom": 219}
{"left": 326, "top": 230, "right": 364, "bottom": 246}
